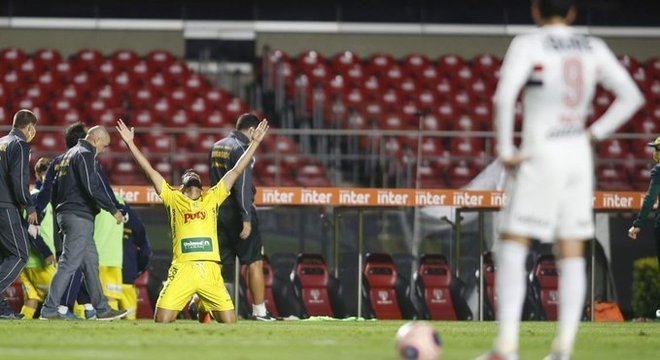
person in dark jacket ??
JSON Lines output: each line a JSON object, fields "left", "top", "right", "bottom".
{"left": 35, "top": 122, "right": 123, "bottom": 319}
{"left": 0, "top": 109, "right": 38, "bottom": 319}
{"left": 628, "top": 136, "right": 660, "bottom": 265}
{"left": 209, "top": 113, "right": 274, "bottom": 321}
{"left": 119, "top": 202, "right": 152, "bottom": 319}
{"left": 40, "top": 126, "right": 128, "bottom": 321}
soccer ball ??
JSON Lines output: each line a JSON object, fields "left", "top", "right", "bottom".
{"left": 395, "top": 321, "right": 443, "bottom": 360}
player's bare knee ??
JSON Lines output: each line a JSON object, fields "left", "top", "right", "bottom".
{"left": 500, "top": 233, "right": 531, "bottom": 246}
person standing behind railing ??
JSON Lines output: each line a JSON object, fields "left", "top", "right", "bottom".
{"left": 628, "top": 136, "right": 660, "bottom": 265}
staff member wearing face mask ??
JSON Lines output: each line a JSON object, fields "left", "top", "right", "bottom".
{"left": 628, "top": 136, "right": 660, "bottom": 265}
{"left": 0, "top": 109, "right": 38, "bottom": 320}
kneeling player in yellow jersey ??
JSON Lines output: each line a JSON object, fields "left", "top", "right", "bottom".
{"left": 115, "top": 118, "right": 269, "bottom": 323}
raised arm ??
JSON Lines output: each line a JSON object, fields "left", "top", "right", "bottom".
{"left": 221, "top": 119, "right": 269, "bottom": 190}
{"left": 115, "top": 119, "right": 164, "bottom": 194}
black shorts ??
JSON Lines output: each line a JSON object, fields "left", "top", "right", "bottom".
{"left": 217, "top": 205, "right": 263, "bottom": 268}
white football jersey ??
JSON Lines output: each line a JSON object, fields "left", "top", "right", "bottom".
{"left": 495, "top": 24, "right": 645, "bottom": 160}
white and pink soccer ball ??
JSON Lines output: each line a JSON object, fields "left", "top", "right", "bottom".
{"left": 395, "top": 321, "right": 443, "bottom": 360}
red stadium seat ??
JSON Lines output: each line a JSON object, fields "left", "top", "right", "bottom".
{"left": 420, "top": 113, "right": 446, "bottom": 131}
{"left": 112, "top": 160, "right": 147, "bottom": 185}
{"left": 130, "top": 87, "right": 154, "bottom": 109}
{"left": 53, "top": 61, "right": 75, "bottom": 84}
{"left": 165, "top": 61, "right": 191, "bottom": 85}
{"left": 146, "top": 50, "right": 176, "bottom": 71}
{"left": 98, "top": 59, "right": 119, "bottom": 85}
{"left": 532, "top": 255, "right": 559, "bottom": 321}
{"left": 70, "top": 71, "right": 95, "bottom": 94}
{"left": 437, "top": 54, "right": 466, "bottom": 78}
{"left": 239, "top": 258, "right": 281, "bottom": 317}
{"left": 418, "top": 64, "right": 441, "bottom": 89}
{"left": 291, "top": 254, "right": 343, "bottom": 317}
{"left": 33, "top": 48, "right": 62, "bottom": 71}
{"left": 142, "top": 132, "right": 175, "bottom": 153}
{"left": 367, "top": 53, "right": 397, "bottom": 77}
{"left": 597, "top": 139, "right": 631, "bottom": 159}
{"left": 111, "top": 49, "right": 140, "bottom": 71}
{"left": 111, "top": 71, "right": 138, "bottom": 95}
{"left": 152, "top": 97, "right": 174, "bottom": 123}
{"left": 402, "top": 53, "right": 432, "bottom": 79}
{"left": 148, "top": 72, "right": 174, "bottom": 97}
{"left": 134, "top": 271, "right": 154, "bottom": 319}
{"left": 131, "top": 109, "right": 155, "bottom": 128}
{"left": 95, "top": 84, "right": 122, "bottom": 107}
{"left": 87, "top": 97, "right": 109, "bottom": 121}
{"left": 343, "top": 63, "right": 365, "bottom": 87}
{"left": 432, "top": 77, "right": 455, "bottom": 101}
{"left": 398, "top": 77, "right": 418, "bottom": 101}
{"left": 169, "top": 87, "right": 191, "bottom": 109}
{"left": 297, "top": 50, "right": 326, "bottom": 72}
{"left": 472, "top": 53, "right": 502, "bottom": 80}
{"left": 632, "top": 165, "right": 653, "bottom": 191}
{"left": 333, "top": 51, "right": 361, "bottom": 74}
{"left": 382, "top": 65, "right": 404, "bottom": 88}
{"left": 449, "top": 137, "right": 484, "bottom": 158}
{"left": 361, "top": 75, "right": 382, "bottom": 100}
{"left": 32, "top": 131, "right": 65, "bottom": 154}
{"left": 0, "top": 48, "right": 27, "bottom": 70}
{"left": 447, "top": 160, "right": 478, "bottom": 188}
{"left": 183, "top": 74, "right": 211, "bottom": 97}
{"left": 380, "top": 88, "right": 403, "bottom": 111}
{"left": 414, "top": 254, "right": 472, "bottom": 320}
{"left": 295, "top": 162, "right": 332, "bottom": 187}
{"left": 18, "top": 59, "right": 38, "bottom": 84}
{"left": 201, "top": 109, "right": 230, "bottom": 128}
{"left": 0, "top": 83, "right": 8, "bottom": 107}
{"left": 131, "top": 60, "right": 154, "bottom": 86}
{"left": 224, "top": 97, "right": 250, "bottom": 120}
{"left": 362, "top": 253, "right": 403, "bottom": 319}
{"left": 343, "top": 87, "right": 365, "bottom": 111}
{"left": 596, "top": 164, "right": 631, "bottom": 191}
{"left": 72, "top": 49, "right": 104, "bottom": 72}
{"left": 35, "top": 72, "right": 58, "bottom": 99}
{"left": 205, "top": 88, "right": 231, "bottom": 109}
{"left": 167, "top": 109, "right": 192, "bottom": 127}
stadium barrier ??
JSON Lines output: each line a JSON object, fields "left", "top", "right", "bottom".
{"left": 115, "top": 185, "right": 645, "bottom": 320}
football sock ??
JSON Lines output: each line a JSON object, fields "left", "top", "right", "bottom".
{"left": 493, "top": 241, "right": 529, "bottom": 355}
{"left": 553, "top": 257, "right": 586, "bottom": 355}
{"left": 253, "top": 303, "right": 267, "bottom": 317}
{"left": 83, "top": 303, "right": 94, "bottom": 311}
{"left": 57, "top": 305, "right": 69, "bottom": 315}
{"left": 20, "top": 305, "right": 36, "bottom": 319}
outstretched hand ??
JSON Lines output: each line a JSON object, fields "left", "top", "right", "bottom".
{"left": 250, "top": 119, "right": 269, "bottom": 144}
{"left": 115, "top": 119, "right": 135, "bottom": 144}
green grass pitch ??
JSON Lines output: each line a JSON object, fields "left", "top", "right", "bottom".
{"left": 0, "top": 320, "right": 658, "bottom": 359}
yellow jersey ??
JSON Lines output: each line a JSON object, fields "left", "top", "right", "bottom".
{"left": 159, "top": 178, "right": 230, "bottom": 263}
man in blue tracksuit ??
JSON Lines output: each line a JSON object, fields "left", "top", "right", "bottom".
{"left": 0, "top": 109, "right": 39, "bottom": 319}
{"left": 209, "top": 113, "right": 273, "bottom": 321}
{"left": 40, "top": 126, "right": 127, "bottom": 321}
{"left": 35, "top": 121, "right": 124, "bottom": 317}
{"left": 120, "top": 202, "right": 152, "bottom": 319}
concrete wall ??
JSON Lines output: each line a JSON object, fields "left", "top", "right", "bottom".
{"left": 257, "top": 33, "right": 660, "bottom": 60}
{"left": 0, "top": 28, "right": 184, "bottom": 57}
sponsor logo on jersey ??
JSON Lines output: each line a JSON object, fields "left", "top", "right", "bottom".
{"left": 181, "top": 237, "right": 213, "bottom": 253}
{"left": 183, "top": 210, "right": 207, "bottom": 224}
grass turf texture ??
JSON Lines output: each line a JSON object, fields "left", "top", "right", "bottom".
{"left": 0, "top": 320, "right": 658, "bottom": 359}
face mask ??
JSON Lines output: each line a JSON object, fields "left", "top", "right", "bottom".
{"left": 183, "top": 176, "right": 202, "bottom": 189}
{"left": 26, "top": 125, "right": 35, "bottom": 143}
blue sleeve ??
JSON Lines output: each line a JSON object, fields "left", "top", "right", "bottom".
{"left": 126, "top": 205, "right": 151, "bottom": 273}
{"left": 29, "top": 233, "right": 53, "bottom": 259}
{"left": 35, "top": 160, "right": 57, "bottom": 220}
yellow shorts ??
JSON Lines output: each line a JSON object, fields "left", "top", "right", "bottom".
{"left": 120, "top": 284, "right": 138, "bottom": 320}
{"left": 20, "top": 265, "right": 56, "bottom": 302}
{"left": 156, "top": 261, "right": 234, "bottom": 312}
{"left": 99, "top": 266, "right": 124, "bottom": 300}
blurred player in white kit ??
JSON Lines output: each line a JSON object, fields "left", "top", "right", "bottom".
{"left": 477, "top": 1, "right": 645, "bottom": 359}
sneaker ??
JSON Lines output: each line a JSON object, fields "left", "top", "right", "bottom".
{"left": 542, "top": 353, "right": 572, "bottom": 360}
{"left": 96, "top": 309, "right": 129, "bottom": 321}
{"left": 84, "top": 308, "right": 97, "bottom": 320}
{"left": 39, "top": 311, "right": 82, "bottom": 321}
{"left": 251, "top": 312, "right": 277, "bottom": 321}
{"left": 474, "top": 351, "right": 519, "bottom": 360}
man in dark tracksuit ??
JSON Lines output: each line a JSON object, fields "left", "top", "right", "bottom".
{"left": 0, "top": 109, "right": 38, "bottom": 319}
{"left": 210, "top": 113, "right": 274, "bottom": 321}
{"left": 34, "top": 122, "right": 123, "bottom": 316}
{"left": 121, "top": 202, "right": 152, "bottom": 319}
{"left": 628, "top": 136, "right": 660, "bottom": 265}
{"left": 40, "top": 126, "right": 128, "bottom": 320}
